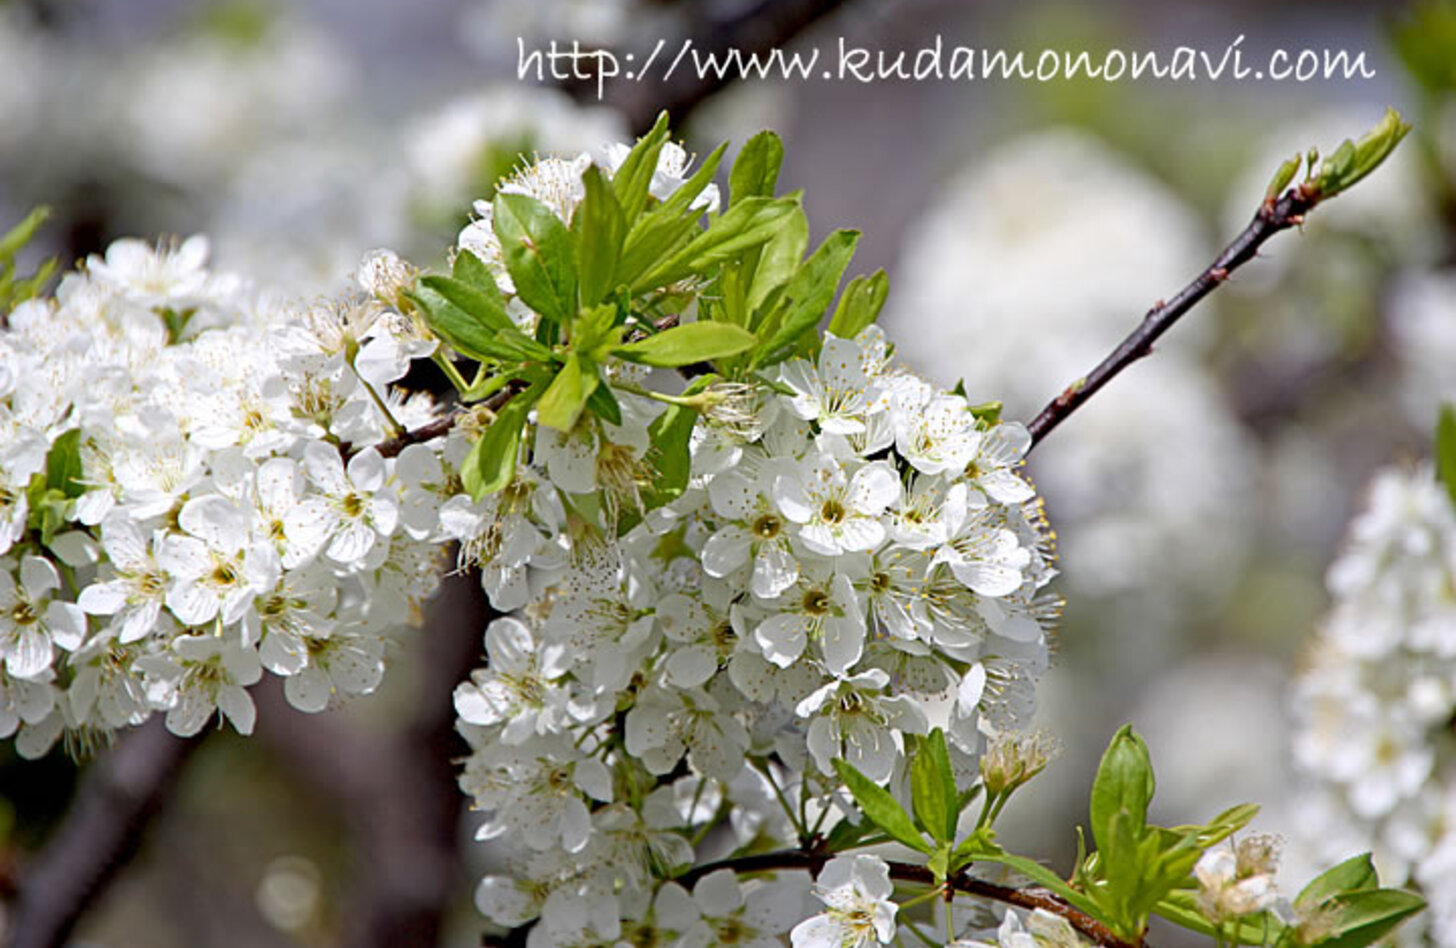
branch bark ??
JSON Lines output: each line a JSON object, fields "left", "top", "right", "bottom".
{"left": 1024, "top": 183, "right": 1322, "bottom": 450}
{"left": 563, "top": 0, "right": 856, "bottom": 136}
{"left": 6, "top": 720, "right": 205, "bottom": 948}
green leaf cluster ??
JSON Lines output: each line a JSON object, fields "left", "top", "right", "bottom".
{"left": 830, "top": 725, "right": 1423, "bottom": 948}
{"left": 406, "top": 114, "right": 887, "bottom": 508}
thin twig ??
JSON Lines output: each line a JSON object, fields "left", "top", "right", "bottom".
{"left": 679, "top": 849, "right": 1141, "bottom": 948}
{"left": 1024, "top": 183, "right": 1322, "bottom": 449}
{"left": 6, "top": 719, "right": 205, "bottom": 948}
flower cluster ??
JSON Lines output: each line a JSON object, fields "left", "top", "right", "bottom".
{"left": 443, "top": 147, "right": 1059, "bottom": 942}
{"left": 1291, "top": 463, "right": 1456, "bottom": 943}
{"left": 0, "top": 234, "right": 447, "bottom": 754}
{"left": 1, "top": 135, "right": 1060, "bottom": 944}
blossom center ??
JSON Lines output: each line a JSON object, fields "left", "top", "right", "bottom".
{"left": 802, "top": 589, "right": 832, "bottom": 616}
{"left": 819, "top": 499, "right": 847, "bottom": 525}
{"left": 11, "top": 599, "right": 38, "bottom": 626}
{"left": 751, "top": 513, "right": 782, "bottom": 540}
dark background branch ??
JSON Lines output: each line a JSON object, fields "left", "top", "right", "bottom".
{"left": 6, "top": 720, "right": 204, "bottom": 948}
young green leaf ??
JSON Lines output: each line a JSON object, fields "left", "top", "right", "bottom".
{"left": 536, "top": 354, "right": 598, "bottom": 432}
{"left": 832, "top": 758, "right": 933, "bottom": 855}
{"left": 410, "top": 286, "right": 549, "bottom": 363}
{"left": 613, "top": 321, "right": 757, "bottom": 368}
{"left": 452, "top": 247, "right": 508, "bottom": 302}
{"left": 1436, "top": 404, "right": 1456, "bottom": 508}
{"left": 461, "top": 387, "right": 541, "bottom": 499}
{"left": 826, "top": 269, "right": 889, "bottom": 340}
{"left": 745, "top": 206, "right": 808, "bottom": 316}
{"left": 753, "top": 229, "right": 861, "bottom": 366}
{"left": 1313, "top": 889, "right": 1425, "bottom": 948}
{"left": 641, "top": 376, "right": 715, "bottom": 511}
{"left": 631, "top": 196, "right": 799, "bottom": 293}
{"left": 1295, "top": 854, "right": 1379, "bottom": 914}
{"left": 493, "top": 192, "right": 579, "bottom": 325}
{"left": 418, "top": 275, "right": 514, "bottom": 334}
{"left": 910, "top": 729, "right": 958, "bottom": 845}
{"left": 45, "top": 428, "right": 85, "bottom": 499}
{"left": 1089, "top": 724, "right": 1155, "bottom": 854}
{"left": 612, "top": 112, "right": 672, "bottom": 222}
{"left": 574, "top": 166, "right": 627, "bottom": 306}
{"left": 728, "top": 130, "right": 783, "bottom": 206}
{"left": 586, "top": 378, "right": 622, "bottom": 426}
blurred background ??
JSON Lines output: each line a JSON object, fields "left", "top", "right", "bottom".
{"left": 1, "top": 0, "right": 1453, "bottom": 945}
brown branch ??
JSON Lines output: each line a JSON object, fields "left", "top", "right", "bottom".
{"left": 562, "top": 0, "right": 858, "bottom": 136}
{"left": 678, "top": 849, "right": 1140, "bottom": 948}
{"left": 6, "top": 719, "right": 205, "bottom": 948}
{"left": 1024, "top": 183, "right": 1323, "bottom": 450}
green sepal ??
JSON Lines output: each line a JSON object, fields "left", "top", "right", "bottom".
{"left": 832, "top": 757, "right": 932, "bottom": 855}
{"left": 493, "top": 191, "right": 579, "bottom": 326}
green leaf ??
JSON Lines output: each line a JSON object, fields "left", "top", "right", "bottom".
{"left": 587, "top": 378, "right": 622, "bottom": 426}
{"left": 1154, "top": 891, "right": 1274, "bottom": 945}
{"left": 832, "top": 758, "right": 932, "bottom": 855}
{"left": 575, "top": 166, "right": 627, "bottom": 306}
{"left": 613, "top": 143, "right": 729, "bottom": 292}
{"left": 1436, "top": 404, "right": 1456, "bottom": 508}
{"left": 612, "top": 112, "right": 672, "bottom": 222}
{"left": 410, "top": 286, "right": 549, "bottom": 363}
{"left": 453, "top": 247, "right": 508, "bottom": 301}
{"left": 1314, "top": 107, "right": 1410, "bottom": 200}
{"left": 1314, "top": 889, "right": 1425, "bottom": 948}
{"left": 823, "top": 818, "right": 874, "bottom": 853}
{"left": 826, "top": 269, "right": 889, "bottom": 340}
{"left": 641, "top": 376, "right": 714, "bottom": 512}
{"left": 728, "top": 131, "right": 783, "bottom": 206}
{"left": 418, "top": 275, "right": 513, "bottom": 334}
{"left": 631, "top": 196, "right": 799, "bottom": 293}
{"left": 746, "top": 206, "right": 808, "bottom": 316}
{"left": 1296, "top": 854, "right": 1380, "bottom": 913}
{"left": 968, "top": 850, "right": 1100, "bottom": 918}
{"left": 1265, "top": 152, "right": 1303, "bottom": 203}
{"left": 753, "top": 229, "right": 861, "bottom": 367}
{"left": 537, "top": 354, "right": 598, "bottom": 432}
{"left": 461, "top": 386, "right": 542, "bottom": 499}
{"left": 45, "top": 429, "right": 85, "bottom": 499}
{"left": 614, "top": 321, "right": 757, "bottom": 368}
{"left": 967, "top": 401, "right": 1003, "bottom": 426}
{"left": 910, "top": 729, "right": 958, "bottom": 845}
{"left": 1090, "top": 725, "right": 1155, "bottom": 855}
{"left": 493, "top": 192, "right": 579, "bottom": 325}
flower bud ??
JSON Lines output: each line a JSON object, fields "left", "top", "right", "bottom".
{"left": 980, "top": 730, "right": 1055, "bottom": 797}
